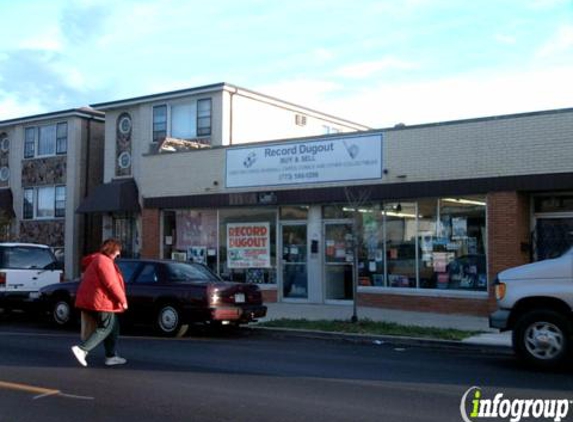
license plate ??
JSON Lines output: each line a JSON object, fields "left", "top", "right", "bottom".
{"left": 29, "top": 292, "right": 40, "bottom": 300}
{"left": 234, "top": 293, "right": 245, "bottom": 303}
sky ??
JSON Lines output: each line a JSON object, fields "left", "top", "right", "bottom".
{"left": 0, "top": 0, "right": 572, "bottom": 128}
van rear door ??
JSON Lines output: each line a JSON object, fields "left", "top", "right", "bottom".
{"left": 0, "top": 245, "right": 62, "bottom": 299}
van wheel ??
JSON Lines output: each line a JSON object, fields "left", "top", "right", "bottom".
{"left": 52, "top": 297, "right": 73, "bottom": 326}
{"left": 513, "top": 309, "right": 571, "bottom": 368}
{"left": 155, "top": 304, "right": 188, "bottom": 337}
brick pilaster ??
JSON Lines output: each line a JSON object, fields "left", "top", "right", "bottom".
{"left": 486, "top": 191, "right": 530, "bottom": 310}
{"left": 141, "top": 208, "right": 161, "bottom": 259}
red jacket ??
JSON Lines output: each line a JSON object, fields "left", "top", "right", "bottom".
{"left": 75, "top": 253, "right": 127, "bottom": 312}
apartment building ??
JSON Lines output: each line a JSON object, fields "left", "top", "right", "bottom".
{"left": 0, "top": 108, "right": 105, "bottom": 276}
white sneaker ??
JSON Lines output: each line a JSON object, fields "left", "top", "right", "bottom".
{"left": 105, "top": 356, "right": 127, "bottom": 366}
{"left": 71, "top": 346, "right": 88, "bottom": 367}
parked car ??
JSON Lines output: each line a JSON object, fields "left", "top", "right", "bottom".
{"left": 0, "top": 243, "right": 63, "bottom": 311}
{"left": 490, "top": 247, "right": 573, "bottom": 368}
{"left": 39, "top": 258, "right": 267, "bottom": 337}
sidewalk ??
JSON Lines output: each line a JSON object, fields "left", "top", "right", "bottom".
{"left": 257, "top": 302, "right": 512, "bottom": 349}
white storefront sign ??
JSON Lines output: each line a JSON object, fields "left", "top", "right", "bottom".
{"left": 225, "top": 134, "right": 383, "bottom": 188}
{"left": 227, "top": 222, "right": 271, "bottom": 268}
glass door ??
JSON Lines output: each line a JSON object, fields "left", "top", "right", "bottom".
{"left": 281, "top": 223, "right": 308, "bottom": 300}
{"left": 324, "top": 221, "right": 354, "bottom": 301}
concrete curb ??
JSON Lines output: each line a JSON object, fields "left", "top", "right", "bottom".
{"left": 246, "top": 326, "right": 514, "bottom": 355}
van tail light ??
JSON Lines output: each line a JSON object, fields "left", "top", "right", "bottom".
{"left": 60, "top": 272, "right": 65, "bottom": 283}
{"left": 0, "top": 271, "right": 5, "bottom": 287}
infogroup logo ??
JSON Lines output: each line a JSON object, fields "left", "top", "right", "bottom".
{"left": 460, "top": 386, "right": 571, "bottom": 422}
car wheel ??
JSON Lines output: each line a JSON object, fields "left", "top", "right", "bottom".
{"left": 155, "top": 304, "right": 188, "bottom": 337}
{"left": 513, "top": 309, "right": 571, "bottom": 368}
{"left": 52, "top": 297, "right": 74, "bottom": 326}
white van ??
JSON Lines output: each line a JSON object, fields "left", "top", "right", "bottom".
{"left": 490, "top": 247, "right": 573, "bottom": 368}
{"left": 0, "top": 243, "right": 63, "bottom": 310}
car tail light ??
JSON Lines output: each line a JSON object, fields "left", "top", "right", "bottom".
{"left": 208, "top": 285, "right": 220, "bottom": 306}
{"left": 0, "top": 271, "right": 5, "bottom": 286}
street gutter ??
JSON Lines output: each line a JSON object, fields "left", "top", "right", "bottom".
{"left": 246, "top": 326, "right": 513, "bottom": 355}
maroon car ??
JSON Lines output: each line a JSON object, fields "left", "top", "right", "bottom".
{"left": 39, "top": 258, "right": 267, "bottom": 337}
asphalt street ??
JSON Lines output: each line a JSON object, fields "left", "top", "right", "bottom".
{"left": 0, "top": 318, "right": 572, "bottom": 422}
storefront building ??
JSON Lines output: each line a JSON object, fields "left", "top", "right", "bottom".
{"left": 137, "top": 108, "right": 573, "bottom": 316}
{"left": 77, "top": 82, "right": 369, "bottom": 269}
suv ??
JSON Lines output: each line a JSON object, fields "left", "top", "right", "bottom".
{"left": 0, "top": 243, "right": 63, "bottom": 311}
{"left": 489, "top": 247, "right": 573, "bottom": 368}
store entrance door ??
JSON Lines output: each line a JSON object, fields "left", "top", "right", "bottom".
{"left": 324, "top": 221, "right": 354, "bottom": 302}
{"left": 281, "top": 223, "right": 308, "bottom": 300}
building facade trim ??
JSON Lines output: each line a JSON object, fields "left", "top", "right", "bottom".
{"left": 143, "top": 172, "right": 573, "bottom": 209}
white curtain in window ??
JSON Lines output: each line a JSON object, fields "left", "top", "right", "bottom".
{"left": 171, "top": 103, "right": 196, "bottom": 139}
{"left": 37, "top": 187, "right": 55, "bottom": 218}
{"left": 38, "top": 125, "right": 56, "bottom": 156}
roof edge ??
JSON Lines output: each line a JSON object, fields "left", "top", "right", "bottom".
{"left": 0, "top": 107, "right": 105, "bottom": 127}
{"left": 90, "top": 82, "right": 228, "bottom": 110}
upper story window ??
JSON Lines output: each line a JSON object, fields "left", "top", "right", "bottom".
{"left": 322, "top": 125, "right": 340, "bottom": 134}
{"left": 197, "top": 98, "right": 212, "bottom": 136}
{"left": 152, "top": 98, "right": 212, "bottom": 143}
{"left": 152, "top": 105, "right": 167, "bottom": 143}
{"left": 24, "top": 122, "right": 68, "bottom": 158}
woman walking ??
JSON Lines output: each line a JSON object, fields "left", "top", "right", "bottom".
{"left": 71, "top": 238, "right": 128, "bottom": 367}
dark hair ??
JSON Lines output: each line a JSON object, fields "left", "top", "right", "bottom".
{"left": 100, "top": 238, "right": 122, "bottom": 257}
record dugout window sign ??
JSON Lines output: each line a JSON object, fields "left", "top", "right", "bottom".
{"left": 116, "top": 113, "right": 132, "bottom": 176}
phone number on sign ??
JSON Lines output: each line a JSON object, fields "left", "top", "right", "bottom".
{"left": 279, "top": 172, "right": 319, "bottom": 181}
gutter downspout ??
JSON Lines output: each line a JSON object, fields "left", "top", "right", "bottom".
{"left": 229, "top": 87, "right": 237, "bottom": 145}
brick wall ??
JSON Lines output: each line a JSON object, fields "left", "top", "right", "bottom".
{"left": 261, "top": 289, "right": 277, "bottom": 303}
{"left": 141, "top": 208, "right": 160, "bottom": 259}
{"left": 487, "top": 191, "right": 530, "bottom": 279}
{"left": 485, "top": 191, "right": 531, "bottom": 311}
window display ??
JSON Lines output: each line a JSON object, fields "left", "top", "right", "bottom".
{"left": 355, "top": 196, "right": 487, "bottom": 292}
{"left": 219, "top": 209, "right": 277, "bottom": 284}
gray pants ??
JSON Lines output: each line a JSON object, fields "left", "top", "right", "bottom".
{"left": 80, "top": 312, "right": 120, "bottom": 358}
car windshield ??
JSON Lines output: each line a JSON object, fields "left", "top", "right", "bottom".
{"left": 166, "top": 262, "right": 220, "bottom": 283}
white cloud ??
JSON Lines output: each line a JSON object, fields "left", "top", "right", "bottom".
{"left": 267, "top": 65, "right": 573, "bottom": 128}
{"left": 335, "top": 58, "right": 418, "bottom": 79}
{"left": 494, "top": 34, "right": 517, "bottom": 45}
{"left": 527, "top": 0, "right": 568, "bottom": 10}
{"left": 17, "top": 26, "right": 63, "bottom": 52}
{"left": 0, "top": 94, "right": 44, "bottom": 120}
{"left": 536, "top": 24, "right": 573, "bottom": 58}
{"left": 256, "top": 79, "right": 342, "bottom": 108}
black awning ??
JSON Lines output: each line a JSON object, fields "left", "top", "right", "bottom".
{"left": 0, "top": 189, "right": 14, "bottom": 217}
{"left": 76, "top": 179, "right": 140, "bottom": 214}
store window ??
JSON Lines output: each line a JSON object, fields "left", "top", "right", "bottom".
{"left": 385, "top": 202, "right": 418, "bottom": 288}
{"left": 355, "top": 196, "right": 487, "bottom": 292}
{"left": 219, "top": 208, "right": 277, "bottom": 284}
{"left": 172, "top": 209, "right": 218, "bottom": 271}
